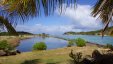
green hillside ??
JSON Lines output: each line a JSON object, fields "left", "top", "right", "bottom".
{"left": 0, "top": 31, "right": 33, "bottom": 36}
{"left": 64, "top": 26, "right": 113, "bottom": 35}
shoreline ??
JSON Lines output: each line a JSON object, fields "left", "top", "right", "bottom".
{"left": 0, "top": 35, "right": 106, "bottom": 50}
{"left": 86, "top": 42, "right": 105, "bottom": 47}
{"left": 0, "top": 35, "right": 36, "bottom": 46}
{"left": 0, "top": 44, "right": 111, "bottom": 64}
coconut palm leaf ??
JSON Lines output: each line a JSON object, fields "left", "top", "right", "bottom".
{"left": 0, "top": 0, "right": 76, "bottom": 35}
{"left": 0, "top": 16, "right": 18, "bottom": 35}
{"left": 1, "top": 0, "right": 76, "bottom": 23}
{"left": 92, "top": 0, "right": 113, "bottom": 36}
{"left": 0, "top": 22, "right": 4, "bottom": 31}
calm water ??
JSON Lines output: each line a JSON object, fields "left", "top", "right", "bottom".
{"left": 17, "top": 35, "right": 113, "bottom": 52}
{"left": 16, "top": 37, "right": 67, "bottom": 52}
{"left": 57, "top": 35, "right": 113, "bottom": 45}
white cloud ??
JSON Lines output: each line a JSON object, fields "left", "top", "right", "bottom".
{"left": 16, "top": 24, "right": 78, "bottom": 34}
{"left": 16, "top": 4, "right": 103, "bottom": 34}
{"left": 57, "top": 4, "right": 103, "bottom": 31}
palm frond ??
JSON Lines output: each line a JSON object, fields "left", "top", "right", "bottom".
{"left": 0, "top": 22, "right": 4, "bottom": 31}
{"left": 92, "top": 0, "right": 113, "bottom": 36}
{"left": 0, "top": 0, "right": 76, "bottom": 24}
{"left": 0, "top": 16, "right": 18, "bottom": 36}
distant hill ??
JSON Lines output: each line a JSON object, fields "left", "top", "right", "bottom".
{"left": 64, "top": 26, "right": 113, "bottom": 35}
{"left": 17, "top": 31, "right": 33, "bottom": 35}
{"left": 0, "top": 31, "right": 33, "bottom": 36}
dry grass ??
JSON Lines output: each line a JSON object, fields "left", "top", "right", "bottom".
{"left": 0, "top": 36, "right": 20, "bottom": 46}
{"left": 0, "top": 45, "right": 109, "bottom": 64}
{"left": 0, "top": 35, "right": 35, "bottom": 47}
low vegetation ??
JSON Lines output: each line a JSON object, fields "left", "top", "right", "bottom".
{"left": 67, "top": 40, "right": 74, "bottom": 47}
{"left": 69, "top": 50, "right": 82, "bottom": 64}
{"left": 0, "top": 31, "right": 33, "bottom": 36}
{"left": 33, "top": 42, "right": 47, "bottom": 50}
{"left": 104, "top": 44, "right": 113, "bottom": 51}
{"left": 0, "top": 40, "right": 20, "bottom": 56}
{"left": 0, "top": 40, "right": 14, "bottom": 52}
{"left": 64, "top": 26, "right": 113, "bottom": 35}
{"left": 0, "top": 44, "right": 110, "bottom": 64}
{"left": 69, "top": 50, "right": 113, "bottom": 64}
{"left": 75, "top": 38, "right": 86, "bottom": 47}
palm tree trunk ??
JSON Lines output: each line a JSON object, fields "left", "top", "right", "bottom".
{"left": 0, "top": 16, "right": 18, "bottom": 36}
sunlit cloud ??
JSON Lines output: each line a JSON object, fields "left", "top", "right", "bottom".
{"left": 57, "top": 4, "right": 103, "bottom": 31}
{"left": 16, "top": 4, "right": 103, "bottom": 34}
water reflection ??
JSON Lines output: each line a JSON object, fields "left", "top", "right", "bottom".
{"left": 16, "top": 37, "right": 67, "bottom": 52}
{"left": 17, "top": 35, "right": 113, "bottom": 52}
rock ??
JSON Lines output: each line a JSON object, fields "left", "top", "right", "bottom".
{"left": 10, "top": 52, "right": 17, "bottom": 55}
{"left": 0, "top": 50, "right": 6, "bottom": 56}
{"left": 16, "top": 50, "right": 21, "bottom": 54}
{"left": 0, "top": 49, "right": 21, "bottom": 56}
{"left": 82, "top": 58, "right": 93, "bottom": 64}
{"left": 8, "top": 49, "right": 21, "bottom": 55}
{"left": 92, "top": 50, "right": 102, "bottom": 59}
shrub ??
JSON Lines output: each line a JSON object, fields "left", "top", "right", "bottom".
{"left": 67, "top": 40, "right": 74, "bottom": 47}
{"left": 69, "top": 50, "right": 113, "bottom": 64}
{"left": 104, "top": 44, "right": 113, "bottom": 50}
{"left": 75, "top": 38, "right": 86, "bottom": 47}
{"left": 33, "top": 42, "right": 47, "bottom": 50}
{"left": 69, "top": 50, "right": 83, "bottom": 64}
{"left": 0, "top": 40, "right": 14, "bottom": 52}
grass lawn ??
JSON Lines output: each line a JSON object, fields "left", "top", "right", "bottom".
{"left": 0, "top": 45, "right": 105, "bottom": 64}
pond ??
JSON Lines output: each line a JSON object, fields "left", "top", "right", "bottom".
{"left": 16, "top": 37, "right": 68, "bottom": 52}
{"left": 17, "top": 35, "right": 113, "bottom": 52}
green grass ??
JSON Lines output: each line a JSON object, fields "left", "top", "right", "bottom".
{"left": 33, "top": 42, "right": 47, "bottom": 50}
{"left": 0, "top": 48, "right": 70, "bottom": 64}
{"left": 0, "top": 45, "right": 101, "bottom": 64}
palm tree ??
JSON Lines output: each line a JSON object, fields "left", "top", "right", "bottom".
{"left": 2, "top": 0, "right": 112, "bottom": 36}
{"left": 0, "top": 16, "right": 18, "bottom": 35}
{"left": 0, "top": 0, "right": 76, "bottom": 36}
{"left": 92, "top": 0, "right": 113, "bottom": 36}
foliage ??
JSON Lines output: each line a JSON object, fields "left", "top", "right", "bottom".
{"left": 69, "top": 50, "right": 82, "bottom": 64}
{"left": 0, "top": 40, "right": 14, "bottom": 52}
{"left": 91, "top": 50, "right": 113, "bottom": 64}
{"left": 33, "top": 42, "right": 47, "bottom": 50}
{"left": 69, "top": 50, "right": 113, "bottom": 64}
{"left": 0, "top": 0, "right": 76, "bottom": 24}
{"left": 75, "top": 38, "right": 86, "bottom": 47}
{"left": 0, "top": 31, "right": 33, "bottom": 36}
{"left": 92, "top": 0, "right": 113, "bottom": 36}
{"left": 104, "top": 44, "right": 113, "bottom": 50}
{"left": 21, "top": 59, "right": 40, "bottom": 64}
{"left": 67, "top": 40, "right": 74, "bottom": 47}
{"left": 0, "top": 0, "right": 76, "bottom": 35}
{"left": 0, "top": 16, "right": 18, "bottom": 36}
{"left": 64, "top": 26, "right": 113, "bottom": 36}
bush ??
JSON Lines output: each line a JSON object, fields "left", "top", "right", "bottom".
{"left": 105, "top": 44, "right": 113, "bottom": 50}
{"left": 69, "top": 50, "right": 83, "bottom": 64}
{"left": 75, "top": 38, "right": 86, "bottom": 47}
{"left": 69, "top": 50, "right": 113, "bottom": 64}
{"left": 33, "top": 42, "right": 47, "bottom": 50}
{"left": 67, "top": 40, "right": 74, "bottom": 47}
{"left": 0, "top": 40, "right": 14, "bottom": 52}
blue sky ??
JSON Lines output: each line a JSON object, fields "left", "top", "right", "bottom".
{"left": 16, "top": 0, "right": 104, "bottom": 35}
